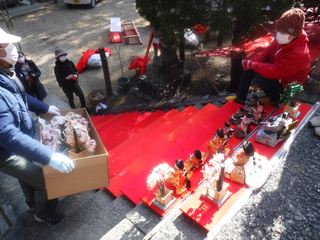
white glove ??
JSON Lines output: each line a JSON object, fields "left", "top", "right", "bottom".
{"left": 49, "top": 153, "right": 75, "bottom": 173}
{"left": 47, "top": 105, "right": 60, "bottom": 116}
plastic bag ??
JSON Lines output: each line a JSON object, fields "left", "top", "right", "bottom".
{"left": 184, "top": 29, "right": 199, "bottom": 47}
{"left": 87, "top": 54, "right": 102, "bottom": 68}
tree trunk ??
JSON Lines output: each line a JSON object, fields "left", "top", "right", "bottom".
{"left": 217, "top": 31, "right": 224, "bottom": 46}
{"left": 227, "top": 56, "right": 243, "bottom": 93}
{"left": 179, "top": 34, "right": 185, "bottom": 61}
{"left": 227, "top": 21, "right": 246, "bottom": 93}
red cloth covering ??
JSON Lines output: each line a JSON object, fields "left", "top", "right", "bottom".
{"left": 193, "top": 22, "right": 320, "bottom": 61}
{"left": 128, "top": 56, "right": 151, "bottom": 75}
{"left": 76, "top": 48, "right": 112, "bottom": 73}
{"left": 193, "top": 33, "right": 274, "bottom": 59}
{"left": 304, "top": 22, "right": 320, "bottom": 62}
{"left": 193, "top": 24, "right": 208, "bottom": 34}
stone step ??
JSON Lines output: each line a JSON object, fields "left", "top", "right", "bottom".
{"left": 100, "top": 198, "right": 207, "bottom": 240}
{"left": 0, "top": 176, "right": 138, "bottom": 240}
{"left": 0, "top": 204, "right": 16, "bottom": 236}
{"left": 0, "top": 174, "right": 27, "bottom": 216}
{"left": 64, "top": 193, "right": 136, "bottom": 240}
{"left": 149, "top": 210, "right": 207, "bottom": 240}
{"left": 1, "top": 189, "right": 99, "bottom": 240}
{"left": 99, "top": 202, "right": 160, "bottom": 240}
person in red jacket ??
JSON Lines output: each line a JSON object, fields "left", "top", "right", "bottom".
{"left": 227, "top": 8, "right": 310, "bottom": 105}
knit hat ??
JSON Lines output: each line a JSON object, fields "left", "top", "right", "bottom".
{"left": 275, "top": 8, "right": 305, "bottom": 37}
{"left": 54, "top": 47, "right": 67, "bottom": 58}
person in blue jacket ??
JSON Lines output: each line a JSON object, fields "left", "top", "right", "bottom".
{"left": 0, "top": 28, "right": 75, "bottom": 226}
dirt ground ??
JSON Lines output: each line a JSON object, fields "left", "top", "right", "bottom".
{"left": 1, "top": 0, "right": 234, "bottom": 111}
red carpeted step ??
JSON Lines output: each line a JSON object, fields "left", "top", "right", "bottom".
{"left": 106, "top": 107, "right": 199, "bottom": 196}
{"left": 105, "top": 110, "right": 166, "bottom": 151}
{"left": 104, "top": 109, "right": 180, "bottom": 184}
{"left": 90, "top": 112, "right": 122, "bottom": 125}
{"left": 97, "top": 111, "right": 142, "bottom": 138}
{"left": 98, "top": 111, "right": 163, "bottom": 151}
{"left": 120, "top": 103, "right": 222, "bottom": 204}
{"left": 107, "top": 108, "right": 179, "bottom": 161}
{"left": 107, "top": 105, "right": 220, "bottom": 197}
{"left": 109, "top": 106, "right": 198, "bottom": 165}
{"left": 92, "top": 113, "right": 125, "bottom": 132}
{"left": 90, "top": 114, "right": 111, "bottom": 125}
{"left": 106, "top": 108, "right": 183, "bottom": 177}
{"left": 121, "top": 101, "right": 278, "bottom": 204}
{"left": 94, "top": 112, "right": 134, "bottom": 131}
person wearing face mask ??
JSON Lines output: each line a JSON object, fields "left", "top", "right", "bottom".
{"left": 0, "top": 28, "right": 75, "bottom": 226}
{"left": 15, "top": 51, "right": 47, "bottom": 101}
{"left": 226, "top": 8, "right": 310, "bottom": 105}
{"left": 54, "top": 47, "right": 87, "bottom": 110}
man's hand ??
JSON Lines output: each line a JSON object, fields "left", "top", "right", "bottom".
{"left": 47, "top": 106, "right": 60, "bottom": 116}
{"left": 49, "top": 153, "right": 75, "bottom": 173}
{"left": 242, "top": 59, "right": 254, "bottom": 70}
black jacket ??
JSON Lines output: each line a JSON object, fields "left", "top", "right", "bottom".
{"left": 15, "top": 59, "right": 47, "bottom": 100}
{"left": 54, "top": 59, "right": 79, "bottom": 88}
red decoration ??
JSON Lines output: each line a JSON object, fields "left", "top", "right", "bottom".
{"left": 193, "top": 24, "right": 208, "bottom": 34}
{"left": 128, "top": 56, "right": 151, "bottom": 75}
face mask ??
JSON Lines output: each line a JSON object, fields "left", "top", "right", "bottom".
{"left": 18, "top": 56, "right": 25, "bottom": 63}
{"left": 0, "top": 43, "right": 18, "bottom": 65}
{"left": 276, "top": 32, "right": 291, "bottom": 45}
{"left": 59, "top": 55, "right": 67, "bottom": 62}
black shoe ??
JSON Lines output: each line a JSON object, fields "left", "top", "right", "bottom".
{"left": 34, "top": 212, "right": 65, "bottom": 226}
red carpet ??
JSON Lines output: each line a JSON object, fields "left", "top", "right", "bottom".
{"left": 91, "top": 101, "right": 312, "bottom": 226}
{"left": 91, "top": 104, "right": 219, "bottom": 198}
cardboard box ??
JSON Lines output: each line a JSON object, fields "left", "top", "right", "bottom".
{"left": 41, "top": 108, "right": 109, "bottom": 199}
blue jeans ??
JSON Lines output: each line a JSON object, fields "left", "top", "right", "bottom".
{"left": 237, "top": 69, "right": 283, "bottom": 101}
{"left": 0, "top": 155, "right": 58, "bottom": 218}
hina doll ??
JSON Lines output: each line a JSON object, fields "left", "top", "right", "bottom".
{"left": 208, "top": 129, "right": 232, "bottom": 156}
{"left": 184, "top": 150, "right": 208, "bottom": 172}
{"left": 230, "top": 107, "right": 245, "bottom": 125}
{"left": 252, "top": 101, "right": 265, "bottom": 125}
{"left": 167, "top": 159, "right": 193, "bottom": 195}
{"left": 236, "top": 112, "right": 253, "bottom": 138}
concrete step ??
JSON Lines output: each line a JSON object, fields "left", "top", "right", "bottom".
{"left": 64, "top": 193, "right": 135, "bottom": 240}
{"left": 0, "top": 173, "right": 137, "bottom": 240}
{"left": 100, "top": 202, "right": 160, "bottom": 240}
{"left": 1, "top": 189, "right": 99, "bottom": 239}
{"left": 101, "top": 199, "right": 207, "bottom": 240}
{"left": 0, "top": 204, "right": 17, "bottom": 236}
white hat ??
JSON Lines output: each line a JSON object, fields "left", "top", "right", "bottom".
{"left": 0, "top": 28, "right": 21, "bottom": 43}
